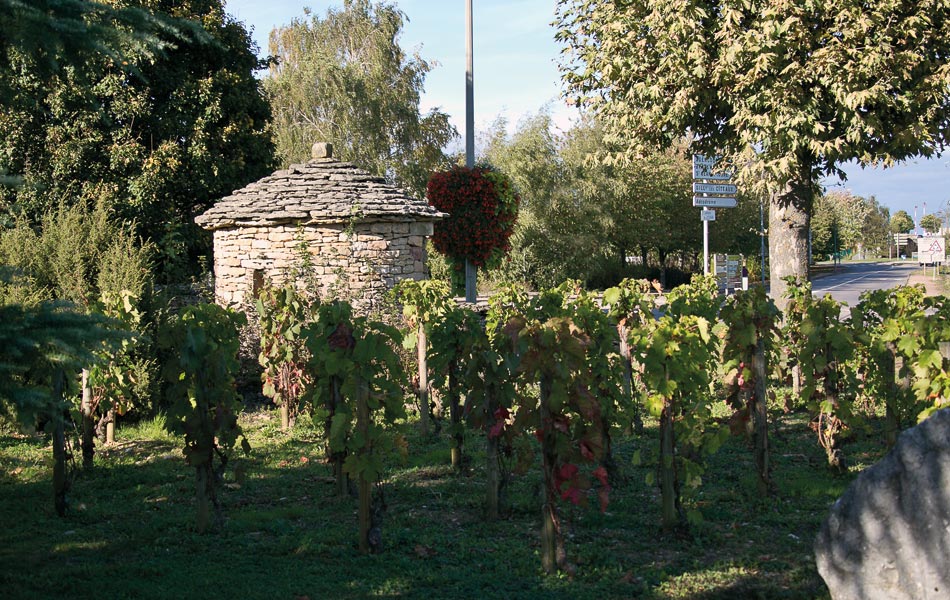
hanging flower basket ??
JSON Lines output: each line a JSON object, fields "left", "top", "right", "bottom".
{"left": 427, "top": 165, "right": 519, "bottom": 270}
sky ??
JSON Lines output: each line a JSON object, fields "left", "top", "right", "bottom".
{"left": 224, "top": 0, "right": 950, "bottom": 222}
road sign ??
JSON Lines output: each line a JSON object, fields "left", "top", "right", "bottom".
{"left": 693, "top": 182, "right": 737, "bottom": 195}
{"left": 693, "top": 196, "right": 737, "bottom": 208}
{"left": 692, "top": 154, "right": 733, "bottom": 180}
{"left": 918, "top": 235, "right": 945, "bottom": 264}
{"left": 700, "top": 209, "right": 716, "bottom": 221}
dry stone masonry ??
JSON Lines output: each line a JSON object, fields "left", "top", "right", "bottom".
{"left": 196, "top": 142, "right": 444, "bottom": 312}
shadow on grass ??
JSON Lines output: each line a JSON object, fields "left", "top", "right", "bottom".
{"left": 0, "top": 409, "right": 876, "bottom": 599}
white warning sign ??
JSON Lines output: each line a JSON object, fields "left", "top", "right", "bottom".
{"left": 918, "top": 236, "right": 945, "bottom": 265}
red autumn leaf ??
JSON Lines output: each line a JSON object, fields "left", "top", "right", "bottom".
{"left": 592, "top": 466, "right": 609, "bottom": 487}
{"left": 560, "top": 486, "right": 583, "bottom": 505}
{"left": 488, "top": 420, "right": 505, "bottom": 439}
{"left": 558, "top": 462, "right": 579, "bottom": 483}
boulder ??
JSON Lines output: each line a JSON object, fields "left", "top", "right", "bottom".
{"left": 815, "top": 409, "right": 950, "bottom": 599}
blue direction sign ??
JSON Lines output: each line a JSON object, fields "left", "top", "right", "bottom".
{"left": 692, "top": 154, "right": 733, "bottom": 180}
{"left": 693, "top": 196, "right": 737, "bottom": 208}
{"left": 693, "top": 182, "right": 738, "bottom": 195}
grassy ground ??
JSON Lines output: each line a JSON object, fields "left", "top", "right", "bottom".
{"left": 0, "top": 404, "right": 888, "bottom": 600}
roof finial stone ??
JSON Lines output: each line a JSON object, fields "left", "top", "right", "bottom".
{"left": 311, "top": 142, "right": 333, "bottom": 159}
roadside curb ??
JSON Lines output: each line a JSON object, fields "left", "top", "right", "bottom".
{"left": 906, "top": 268, "right": 945, "bottom": 297}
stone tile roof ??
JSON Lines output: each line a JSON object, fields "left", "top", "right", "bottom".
{"left": 195, "top": 157, "right": 445, "bottom": 231}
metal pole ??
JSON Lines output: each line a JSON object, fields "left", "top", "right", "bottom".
{"left": 464, "top": 0, "right": 477, "bottom": 303}
{"left": 760, "top": 197, "right": 766, "bottom": 284}
{"left": 703, "top": 212, "right": 709, "bottom": 276}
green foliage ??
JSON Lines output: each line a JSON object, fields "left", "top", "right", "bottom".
{"left": 480, "top": 113, "right": 757, "bottom": 290}
{"left": 0, "top": 300, "right": 117, "bottom": 426}
{"left": 899, "top": 296, "right": 950, "bottom": 421}
{"left": 920, "top": 214, "right": 942, "bottom": 234}
{"left": 159, "top": 302, "right": 248, "bottom": 469}
{"left": 890, "top": 210, "right": 915, "bottom": 235}
{"left": 719, "top": 286, "right": 779, "bottom": 441}
{"left": 782, "top": 277, "right": 856, "bottom": 468}
{"left": 391, "top": 278, "right": 453, "bottom": 342}
{"left": 0, "top": 200, "right": 152, "bottom": 308}
{"left": 0, "top": 0, "right": 205, "bottom": 105}
{"left": 255, "top": 282, "right": 314, "bottom": 425}
{"left": 264, "top": 0, "right": 456, "bottom": 198}
{"left": 851, "top": 286, "right": 926, "bottom": 429}
{"left": 556, "top": 0, "right": 950, "bottom": 301}
{"left": 665, "top": 275, "right": 721, "bottom": 322}
{"left": 304, "top": 300, "right": 407, "bottom": 483}
{"left": 88, "top": 290, "right": 154, "bottom": 420}
{"left": 0, "top": 201, "right": 156, "bottom": 417}
{"left": 1, "top": 0, "right": 275, "bottom": 282}
{"left": 811, "top": 192, "right": 890, "bottom": 259}
{"left": 629, "top": 276, "right": 726, "bottom": 528}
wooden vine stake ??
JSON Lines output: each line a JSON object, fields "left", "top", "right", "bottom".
{"left": 80, "top": 368, "right": 95, "bottom": 468}
{"left": 356, "top": 379, "right": 372, "bottom": 554}
{"left": 52, "top": 369, "right": 68, "bottom": 517}
{"left": 659, "top": 371, "right": 678, "bottom": 532}
{"left": 751, "top": 337, "right": 770, "bottom": 496}
{"left": 538, "top": 374, "right": 563, "bottom": 574}
{"left": 417, "top": 324, "right": 430, "bottom": 437}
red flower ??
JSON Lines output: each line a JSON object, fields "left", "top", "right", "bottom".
{"left": 427, "top": 166, "right": 520, "bottom": 270}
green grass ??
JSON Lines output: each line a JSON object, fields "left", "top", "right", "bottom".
{"left": 0, "top": 404, "right": 889, "bottom": 599}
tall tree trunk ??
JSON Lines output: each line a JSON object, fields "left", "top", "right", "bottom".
{"left": 768, "top": 169, "right": 814, "bottom": 312}
{"left": 356, "top": 380, "right": 372, "bottom": 554}
{"left": 417, "top": 324, "right": 430, "bottom": 436}
{"left": 449, "top": 363, "right": 462, "bottom": 470}
{"left": 539, "top": 375, "right": 565, "bottom": 574}
{"left": 752, "top": 338, "right": 770, "bottom": 496}
{"left": 80, "top": 368, "right": 95, "bottom": 469}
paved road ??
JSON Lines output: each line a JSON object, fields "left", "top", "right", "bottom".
{"left": 811, "top": 261, "right": 919, "bottom": 315}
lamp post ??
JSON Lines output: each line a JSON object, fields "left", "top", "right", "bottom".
{"left": 464, "top": 0, "right": 477, "bottom": 303}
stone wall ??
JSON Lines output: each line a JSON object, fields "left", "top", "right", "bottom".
{"left": 212, "top": 219, "right": 432, "bottom": 311}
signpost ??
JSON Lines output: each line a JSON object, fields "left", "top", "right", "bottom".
{"left": 692, "top": 155, "right": 737, "bottom": 275}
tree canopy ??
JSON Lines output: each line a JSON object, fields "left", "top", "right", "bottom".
{"left": 811, "top": 191, "right": 889, "bottom": 260}
{"left": 920, "top": 214, "right": 942, "bottom": 234}
{"left": 890, "top": 210, "right": 915, "bottom": 234}
{"left": 556, "top": 0, "right": 950, "bottom": 304}
{"left": 264, "top": 0, "right": 457, "bottom": 199}
{"left": 0, "top": 0, "right": 275, "bottom": 282}
{"left": 479, "top": 112, "right": 760, "bottom": 289}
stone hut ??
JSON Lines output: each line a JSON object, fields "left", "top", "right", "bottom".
{"left": 196, "top": 143, "right": 444, "bottom": 311}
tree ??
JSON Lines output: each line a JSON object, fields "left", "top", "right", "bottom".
{"left": 890, "top": 210, "right": 915, "bottom": 234}
{"left": 556, "top": 0, "right": 950, "bottom": 308}
{"left": 264, "top": 0, "right": 457, "bottom": 199}
{"left": 0, "top": 0, "right": 275, "bottom": 281}
{"left": 861, "top": 197, "right": 890, "bottom": 258}
{"left": 920, "top": 214, "right": 942, "bottom": 234}
{"left": 811, "top": 191, "right": 887, "bottom": 259}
